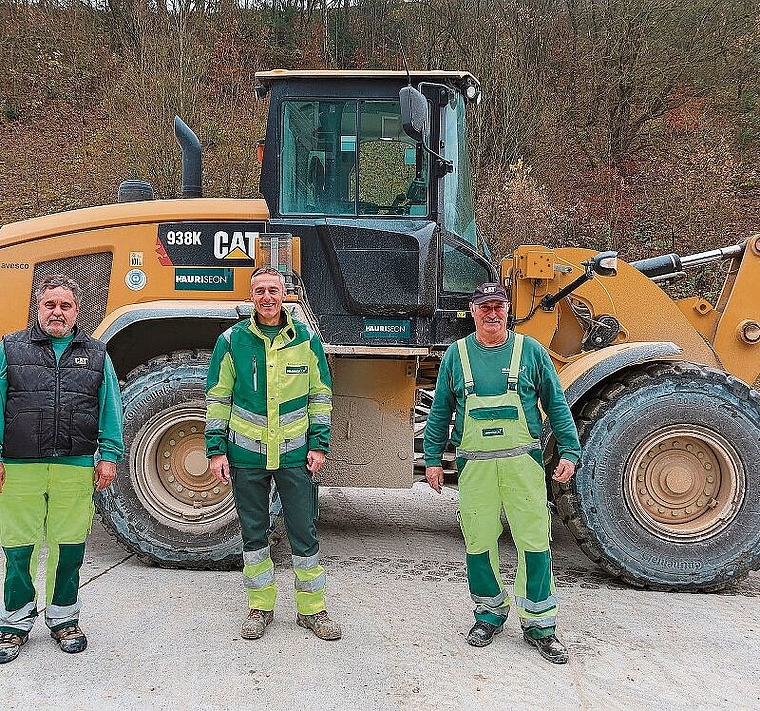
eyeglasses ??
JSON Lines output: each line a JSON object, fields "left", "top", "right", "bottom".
{"left": 475, "top": 303, "right": 507, "bottom": 313}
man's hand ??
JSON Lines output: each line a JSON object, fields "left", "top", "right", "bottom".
{"left": 425, "top": 466, "right": 444, "bottom": 494}
{"left": 0, "top": 461, "right": 5, "bottom": 494}
{"left": 551, "top": 458, "right": 576, "bottom": 484}
{"left": 94, "top": 460, "right": 117, "bottom": 492}
{"left": 306, "top": 450, "right": 326, "bottom": 474}
{"left": 210, "top": 454, "right": 231, "bottom": 484}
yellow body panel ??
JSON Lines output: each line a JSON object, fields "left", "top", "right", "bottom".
{"left": 0, "top": 199, "right": 269, "bottom": 337}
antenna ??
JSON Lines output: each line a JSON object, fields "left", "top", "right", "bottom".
{"left": 398, "top": 31, "right": 411, "bottom": 85}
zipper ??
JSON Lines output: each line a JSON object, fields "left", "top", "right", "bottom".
{"left": 252, "top": 355, "right": 258, "bottom": 392}
{"left": 53, "top": 344, "right": 62, "bottom": 455}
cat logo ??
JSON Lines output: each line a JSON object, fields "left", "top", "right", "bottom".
{"left": 74, "top": 357, "right": 89, "bottom": 366}
{"left": 213, "top": 230, "right": 258, "bottom": 260}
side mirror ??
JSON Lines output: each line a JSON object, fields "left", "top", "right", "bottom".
{"left": 400, "top": 85, "right": 427, "bottom": 143}
{"left": 591, "top": 251, "right": 618, "bottom": 277}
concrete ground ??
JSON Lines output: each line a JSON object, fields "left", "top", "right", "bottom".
{"left": 1, "top": 483, "right": 758, "bottom": 711}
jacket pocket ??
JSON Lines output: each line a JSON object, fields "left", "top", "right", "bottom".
{"left": 4, "top": 410, "right": 42, "bottom": 458}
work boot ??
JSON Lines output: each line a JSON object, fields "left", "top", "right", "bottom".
{"left": 296, "top": 610, "right": 342, "bottom": 640}
{"left": 523, "top": 631, "right": 569, "bottom": 664}
{"left": 241, "top": 609, "right": 274, "bottom": 639}
{"left": 466, "top": 620, "right": 503, "bottom": 647}
{"left": 0, "top": 631, "right": 29, "bottom": 664}
{"left": 51, "top": 624, "right": 88, "bottom": 654}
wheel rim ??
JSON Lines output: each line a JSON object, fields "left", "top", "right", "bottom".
{"left": 625, "top": 425, "right": 745, "bottom": 541}
{"left": 132, "top": 404, "right": 235, "bottom": 528}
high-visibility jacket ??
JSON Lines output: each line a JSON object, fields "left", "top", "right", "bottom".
{"left": 205, "top": 311, "right": 332, "bottom": 470}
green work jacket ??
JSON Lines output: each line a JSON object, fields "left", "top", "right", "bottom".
{"left": 205, "top": 310, "right": 332, "bottom": 470}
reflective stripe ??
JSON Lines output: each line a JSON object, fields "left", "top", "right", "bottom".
{"left": 280, "top": 432, "right": 307, "bottom": 453}
{"left": 471, "top": 590, "right": 507, "bottom": 608}
{"left": 46, "top": 602, "right": 81, "bottom": 626}
{"left": 309, "top": 413, "right": 331, "bottom": 425}
{"left": 206, "top": 395, "right": 231, "bottom": 405}
{"left": 456, "top": 442, "right": 540, "bottom": 460}
{"left": 475, "top": 604, "right": 508, "bottom": 618}
{"left": 292, "top": 552, "right": 321, "bottom": 570}
{"left": 521, "top": 616, "right": 556, "bottom": 630}
{"left": 308, "top": 393, "right": 332, "bottom": 405}
{"left": 230, "top": 430, "right": 266, "bottom": 455}
{"left": 294, "top": 571, "right": 326, "bottom": 593}
{"left": 280, "top": 407, "right": 307, "bottom": 426}
{"left": 243, "top": 547, "right": 271, "bottom": 565}
{"left": 0, "top": 600, "right": 38, "bottom": 632}
{"left": 205, "top": 419, "right": 229, "bottom": 432}
{"left": 244, "top": 567, "right": 275, "bottom": 590}
{"left": 221, "top": 326, "right": 234, "bottom": 343}
{"left": 515, "top": 595, "right": 558, "bottom": 613}
{"left": 232, "top": 404, "right": 268, "bottom": 427}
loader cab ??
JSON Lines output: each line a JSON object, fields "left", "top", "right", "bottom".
{"left": 255, "top": 70, "right": 495, "bottom": 347}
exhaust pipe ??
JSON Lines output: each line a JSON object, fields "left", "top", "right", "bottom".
{"left": 173, "top": 116, "right": 202, "bottom": 198}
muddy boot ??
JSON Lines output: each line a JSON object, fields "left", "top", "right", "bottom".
{"left": 51, "top": 624, "right": 88, "bottom": 654}
{"left": 466, "top": 620, "right": 503, "bottom": 647}
{"left": 241, "top": 609, "right": 274, "bottom": 640}
{"left": 0, "top": 631, "right": 28, "bottom": 664}
{"left": 296, "top": 610, "right": 342, "bottom": 640}
{"left": 523, "top": 632, "right": 568, "bottom": 664}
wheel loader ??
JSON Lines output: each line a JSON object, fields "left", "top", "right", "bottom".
{"left": 0, "top": 70, "right": 757, "bottom": 592}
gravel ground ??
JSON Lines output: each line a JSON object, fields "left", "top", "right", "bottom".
{"left": 1, "top": 483, "right": 758, "bottom": 710}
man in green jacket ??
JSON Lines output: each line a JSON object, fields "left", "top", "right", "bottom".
{"left": 0, "top": 274, "right": 124, "bottom": 664}
{"left": 205, "top": 267, "right": 340, "bottom": 641}
{"left": 423, "top": 282, "right": 580, "bottom": 664}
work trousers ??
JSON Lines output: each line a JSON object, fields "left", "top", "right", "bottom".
{"left": 0, "top": 462, "right": 95, "bottom": 635}
{"left": 231, "top": 465, "right": 327, "bottom": 616}
{"left": 458, "top": 454, "right": 558, "bottom": 639}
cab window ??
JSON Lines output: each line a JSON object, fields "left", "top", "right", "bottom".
{"left": 280, "top": 99, "right": 428, "bottom": 216}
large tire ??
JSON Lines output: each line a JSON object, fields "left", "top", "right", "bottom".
{"left": 554, "top": 361, "right": 760, "bottom": 591}
{"left": 96, "top": 351, "right": 242, "bottom": 569}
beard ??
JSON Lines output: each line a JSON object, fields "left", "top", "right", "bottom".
{"left": 42, "top": 318, "right": 73, "bottom": 337}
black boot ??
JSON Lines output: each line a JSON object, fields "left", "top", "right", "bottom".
{"left": 466, "top": 620, "right": 503, "bottom": 647}
{"left": 523, "top": 631, "right": 569, "bottom": 664}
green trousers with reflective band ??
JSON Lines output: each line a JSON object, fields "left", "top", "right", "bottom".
{"left": 231, "top": 465, "right": 326, "bottom": 616}
{"left": 0, "top": 462, "right": 95, "bottom": 635}
{"left": 458, "top": 454, "right": 558, "bottom": 638}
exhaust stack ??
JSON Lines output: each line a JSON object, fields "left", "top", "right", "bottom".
{"left": 173, "top": 116, "right": 202, "bottom": 198}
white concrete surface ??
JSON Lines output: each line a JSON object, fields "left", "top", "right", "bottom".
{"left": 1, "top": 483, "right": 758, "bottom": 710}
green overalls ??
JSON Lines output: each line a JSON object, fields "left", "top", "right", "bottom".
{"left": 456, "top": 335, "right": 558, "bottom": 638}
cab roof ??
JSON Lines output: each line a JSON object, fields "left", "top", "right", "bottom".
{"left": 255, "top": 69, "right": 479, "bottom": 88}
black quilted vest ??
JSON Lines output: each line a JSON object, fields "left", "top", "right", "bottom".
{"left": 3, "top": 323, "right": 106, "bottom": 458}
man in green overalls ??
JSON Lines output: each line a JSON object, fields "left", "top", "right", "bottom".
{"left": 423, "top": 282, "right": 580, "bottom": 664}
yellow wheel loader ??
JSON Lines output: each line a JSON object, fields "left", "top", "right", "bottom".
{"left": 0, "top": 70, "right": 757, "bottom": 591}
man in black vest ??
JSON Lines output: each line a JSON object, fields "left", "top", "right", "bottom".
{"left": 0, "top": 275, "right": 124, "bottom": 664}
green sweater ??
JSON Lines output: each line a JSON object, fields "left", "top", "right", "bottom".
{"left": 0, "top": 332, "right": 125, "bottom": 466}
{"left": 423, "top": 332, "right": 581, "bottom": 467}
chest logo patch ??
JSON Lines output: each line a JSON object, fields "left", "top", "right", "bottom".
{"left": 482, "top": 427, "right": 504, "bottom": 437}
{"left": 286, "top": 365, "right": 308, "bottom": 375}
{"left": 74, "top": 357, "right": 89, "bottom": 366}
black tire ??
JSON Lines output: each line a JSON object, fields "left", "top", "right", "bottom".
{"left": 96, "top": 350, "right": 242, "bottom": 569}
{"left": 554, "top": 361, "right": 760, "bottom": 591}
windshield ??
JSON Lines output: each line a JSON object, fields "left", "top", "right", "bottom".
{"left": 280, "top": 99, "right": 428, "bottom": 217}
{"left": 443, "top": 92, "right": 477, "bottom": 245}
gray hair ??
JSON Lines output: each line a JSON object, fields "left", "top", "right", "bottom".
{"left": 35, "top": 274, "right": 82, "bottom": 306}
{"left": 250, "top": 267, "right": 286, "bottom": 289}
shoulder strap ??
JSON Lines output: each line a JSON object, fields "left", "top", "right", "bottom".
{"left": 507, "top": 333, "right": 524, "bottom": 390}
{"left": 456, "top": 338, "right": 476, "bottom": 396}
